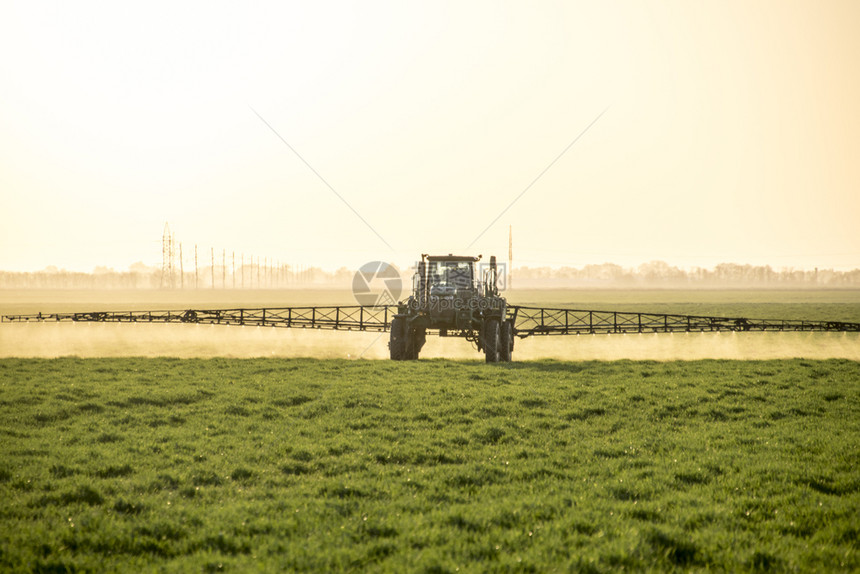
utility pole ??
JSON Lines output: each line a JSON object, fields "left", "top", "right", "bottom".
{"left": 160, "top": 222, "right": 173, "bottom": 289}
{"left": 508, "top": 224, "right": 513, "bottom": 290}
{"left": 232, "top": 252, "right": 236, "bottom": 289}
{"left": 179, "top": 243, "right": 184, "bottom": 289}
{"left": 171, "top": 231, "right": 176, "bottom": 288}
{"left": 222, "top": 249, "right": 226, "bottom": 289}
{"left": 211, "top": 248, "right": 215, "bottom": 289}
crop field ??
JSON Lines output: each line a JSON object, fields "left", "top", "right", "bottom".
{"left": 1, "top": 357, "right": 858, "bottom": 572}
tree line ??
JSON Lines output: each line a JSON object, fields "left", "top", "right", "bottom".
{"left": 511, "top": 261, "right": 860, "bottom": 287}
{"left": 0, "top": 263, "right": 353, "bottom": 289}
{"left": 1, "top": 260, "right": 858, "bottom": 289}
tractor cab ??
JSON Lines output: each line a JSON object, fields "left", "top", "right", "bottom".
{"left": 425, "top": 255, "right": 478, "bottom": 297}
{"left": 412, "top": 254, "right": 499, "bottom": 304}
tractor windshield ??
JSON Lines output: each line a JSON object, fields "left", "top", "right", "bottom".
{"left": 429, "top": 261, "right": 473, "bottom": 290}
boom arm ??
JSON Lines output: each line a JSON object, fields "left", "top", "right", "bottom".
{"left": 509, "top": 306, "right": 860, "bottom": 336}
{"left": 3, "top": 305, "right": 859, "bottom": 334}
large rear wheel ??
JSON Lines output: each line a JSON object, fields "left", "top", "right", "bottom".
{"left": 389, "top": 317, "right": 407, "bottom": 360}
{"left": 483, "top": 318, "right": 500, "bottom": 363}
{"left": 500, "top": 320, "right": 513, "bottom": 362}
{"left": 406, "top": 327, "right": 426, "bottom": 360}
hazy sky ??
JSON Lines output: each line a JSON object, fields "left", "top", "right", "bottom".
{"left": 2, "top": 1, "right": 858, "bottom": 273}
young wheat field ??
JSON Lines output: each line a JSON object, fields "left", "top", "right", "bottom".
{"left": 1, "top": 357, "right": 858, "bottom": 572}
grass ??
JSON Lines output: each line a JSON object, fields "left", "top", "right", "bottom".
{"left": 1, "top": 357, "right": 858, "bottom": 572}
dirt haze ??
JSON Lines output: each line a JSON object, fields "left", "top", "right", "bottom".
{"left": 2, "top": 322, "right": 858, "bottom": 361}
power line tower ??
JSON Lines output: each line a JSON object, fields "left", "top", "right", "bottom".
{"left": 160, "top": 222, "right": 176, "bottom": 289}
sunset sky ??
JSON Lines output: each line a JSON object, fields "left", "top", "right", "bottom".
{"left": 1, "top": 1, "right": 858, "bottom": 273}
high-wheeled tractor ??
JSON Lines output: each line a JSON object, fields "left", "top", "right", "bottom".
{"left": 389, "top": 254, "right": 513, "bottom": 362}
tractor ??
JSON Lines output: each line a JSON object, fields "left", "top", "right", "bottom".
{"left": 389, "top": 254, "right": 514, "bottom": 362}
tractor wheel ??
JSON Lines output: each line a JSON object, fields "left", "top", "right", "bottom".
{"left": 389, "top": 317, "right": 407, "bottom": 360}
{"left": 406, "top": 328, "right": 426, "bottom": 360}
{"left": 483, "top": 318, "right": 500, "bottom": 363}
{"left": 500, "top": 320, "right": 513, "bottom": 362}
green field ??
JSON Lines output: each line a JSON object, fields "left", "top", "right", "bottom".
{"left": 2, "top": 358, "right": 858, "bottom": 572}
